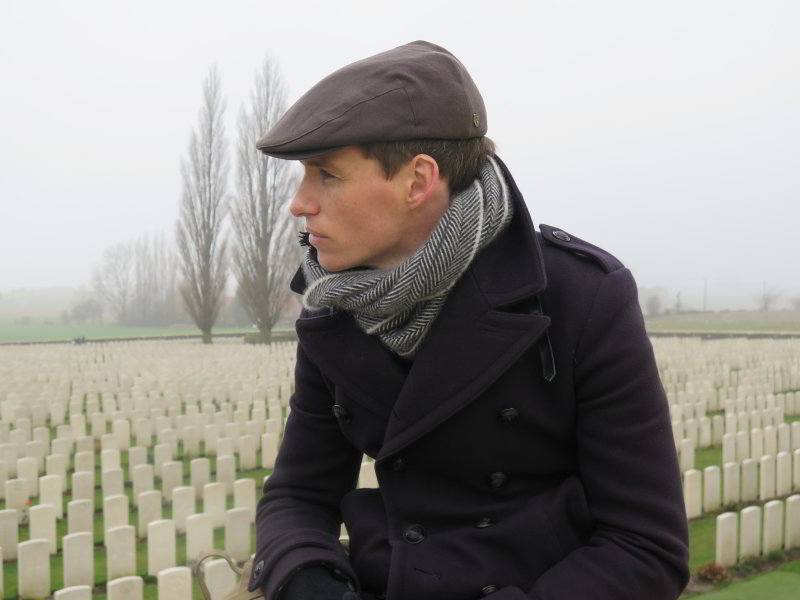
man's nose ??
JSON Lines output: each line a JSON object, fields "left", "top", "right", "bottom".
{"left": 289, "top": 181, "right": 318, "bottom": 218}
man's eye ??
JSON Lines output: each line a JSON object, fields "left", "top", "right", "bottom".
{"left": 320, "top": 169, "right": 336, "bottom": 181}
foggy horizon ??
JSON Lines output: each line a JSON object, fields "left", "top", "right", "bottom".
{"left": 2, "top": 1, "right": 798, "bottom": 313}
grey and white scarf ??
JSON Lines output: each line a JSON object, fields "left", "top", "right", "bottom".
{"left": 301, "top": 156, "right": 513, "bottom": 358}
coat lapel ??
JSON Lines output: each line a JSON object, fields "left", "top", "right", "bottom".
{"left": 291, "top": 156, "right": 550, "bottom": 458}
{"left": 378, "top": 159, "right": 550, "bottom": 460}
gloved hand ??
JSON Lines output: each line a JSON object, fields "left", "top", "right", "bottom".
{"left": 279, "top": 565, "right": 356, "bottom": 600}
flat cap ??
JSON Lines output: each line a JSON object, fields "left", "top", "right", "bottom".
{"left": 256, "top": 40, "right": 487, "bottom": 159}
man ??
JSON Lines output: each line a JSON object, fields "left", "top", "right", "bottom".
{"left": 248, "top": 40, "right": 689, "bottom": 600}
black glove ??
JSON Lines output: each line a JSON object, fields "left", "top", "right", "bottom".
{"left": 279, "top": 565, "right": 355, "bottom": 600}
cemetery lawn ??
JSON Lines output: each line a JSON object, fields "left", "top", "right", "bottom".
{"left": 646, "top": 310, "right": 800, "bottom": 334}
{"left": 0, "top": 443, "right": 272, "bottom": 599}
{"left": 0, "top": 322, "right": 259, "bottom": 343}
{"left": 683, "top": 561, "right": 800, "bottom": 598}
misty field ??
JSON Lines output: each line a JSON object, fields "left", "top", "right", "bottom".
{"left": 0, "top": 336, "right": 799, "bottom": 598}
{"left": 646, "top": 310, "right": 800, "bottom": 334}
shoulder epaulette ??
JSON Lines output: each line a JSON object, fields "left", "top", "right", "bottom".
{"left": 539, "top": 224, "right": 624, "bottom": 273}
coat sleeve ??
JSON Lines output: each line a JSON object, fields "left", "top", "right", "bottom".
{"left": 514, "top": 266, "right": 689, "bottom": 600}
{"left": 248, "top": 341, "right": 363, "bottom": 598}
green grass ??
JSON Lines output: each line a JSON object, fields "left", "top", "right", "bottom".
{"left": 696, "top": 447, "right": 723, "bottom": 471}
{"left": 646, "top": 311, "right": 800, "bottom": 334}
{"left": 0, "top": 442, "right": 271, "bottom": 599}
{"left": 689, "top": 569, "right": 800, "bottom": 599}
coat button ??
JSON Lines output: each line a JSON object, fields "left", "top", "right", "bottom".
{"left": 475, "top": 516, "right": 495, "bottom": 528}
{"left": 403, "top": 524, "right": 426, "bottom": 544}
{"left": 498, "top": 407, "right": 520, "bottom": 423}
{"left": 332, "top": 404, "right": 351, "bottom": 423}
{"left": 481, "top": 584, "right": 499, "bottom": 595}
{"left": 552, "top": 230, "right": 571, "bottom": 242}
{"left": 391, "top": 457, "right": 407, "bottom": 472}
{"left": 488, "top": 472, "right": 508, "bottom": 488}
{"left": 253, "top": 559, "right": 264, "bottom": 579}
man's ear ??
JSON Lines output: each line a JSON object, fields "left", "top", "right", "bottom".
{"left": 407, "top": 154, "right": 442, "bottom": 210}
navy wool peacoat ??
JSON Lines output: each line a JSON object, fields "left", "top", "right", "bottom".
{"left": 250, "top": 158, "right": 690, "bottom": 600}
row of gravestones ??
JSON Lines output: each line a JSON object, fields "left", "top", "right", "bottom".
{"left": 668, "top": 391, "right": 799, "bottom": 424}
{"left": 0, "top": 431, "right": 280, "bottom": 505}
{"left": 675, "top": 421, "right": 800, "bottom": 474}
{"left": 715, "top": 495, "right": 800, "bottom": 567}
{"left": 721, "top": 424, "right": 800, "bottom": 465}
{"left": 0, "top": 508, "right": 252, "bottom": 600}
{"left": 0, "top": 460, "right": 379, "bottom": 599}
{"left": 683, "top": 450, "right": 800, "bottom": 519}
{"left": 46, "top": 558, "right": 241, "bottom": 600}
{"left": 0, "top": 475, "right": 259, "bottom": 559}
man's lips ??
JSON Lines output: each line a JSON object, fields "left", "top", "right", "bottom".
{"left": 306, "top": 227, "right": 327, "bottom": 239}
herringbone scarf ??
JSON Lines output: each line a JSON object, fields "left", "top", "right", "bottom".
{"left": 301, "top": 156, "right": 513, "bottom": 358}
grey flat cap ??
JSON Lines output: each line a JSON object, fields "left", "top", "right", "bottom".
{"left": 256, "top": 40, "right": 487, "bottom": 159}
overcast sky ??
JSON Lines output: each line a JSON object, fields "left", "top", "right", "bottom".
{"left": 1, "top": 0, "right": 798, "bottom": 310}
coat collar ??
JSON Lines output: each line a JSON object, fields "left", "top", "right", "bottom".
{"left": 291, "top": 155, "right": 550, "bottom": 460}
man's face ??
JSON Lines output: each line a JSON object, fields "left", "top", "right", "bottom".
{"left": 291, "top": 146, "right": 417, "bottom": 272}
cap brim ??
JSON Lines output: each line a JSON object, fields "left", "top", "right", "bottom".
{"left": 256, "top": 145, "right": 345, "bottom": 161}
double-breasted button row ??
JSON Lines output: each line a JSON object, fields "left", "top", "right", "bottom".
{"left": 403, "top": 524, "right": 426, "bottom": 544}
{"left": 332, "top": 404, "right": 351, "bottom": 422}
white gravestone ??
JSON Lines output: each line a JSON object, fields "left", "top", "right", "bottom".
{"left": 683, "top": 469, "right": 702, "bottom": 519}
{"left": 202, "top": 557, "right": 237, "bottom": 600}
{"left": 777, "top": 451, "right": 792, "bottom": 497}
{"left": 172, "top": 486, "right": 196, "bottom": 534}
{"left": 740, "top": 505, "right": 762, "bottom": 560}
{"left": 102, "top": 468, "right": 125, "bottom": 499}
{"left": 760, "top": 455, "right": 777, "bottom": 501}
{"left": 29, "top": 503, "right": 57, "bottom": 554}
{"left": 157, "top": 566, "right": 192, "bottom": 600}
{"left": 104, "top": 494, "right": 130, "bottom": 536}
{"left": 786, "top": 495, "right": 800, "bottom": 550}
{"left": 107, "top": 575, "right": 144, "bottom": 600}
{"left": 68, "top": 499, "right": 94, "bottom": 535}
{"left": 225, "top": 507, "right": 252, "bottom": 562}
{"left": 186, "top": 513, "right": 214, "bottom": 563}
{"left": 63, "top": 531, "right": 94, "bottom": 587}
{"left": 763, "top": 500, "right": 784, "bottom": 554}
{"left": 101, "top": 447, "right": 121, "bottom": 472}
{"left": 148, "top": 519, "right": 177, "bottom": 576}
{"left": 72, "top": 471, "right": 95, "bottom": 510}
{"left": 715, "top": 512, "right": 738, "bottom": 567}
{"left": 5, "top": 478, "right": 29, "bottom": 522}
{"left": 741, "top": 458, "right": 758, "bottom": 503}
{"left": 234, "top": 478, "right": 257, "bottom": 523}
{"left": 204, "top": 482, "right": 227, "bottom": 528}
{"left": 161, "top": 461, "right": 183, "bottom": 503}
{"left": 702, "top": 466, "right": 721, "bottom": 513}
{"left": 106, "top": 524, "right": 137, "bottom": 580}
{"left": 216, "top": 455, "right": 236, "bottom": 495}
{"left": 0, "top": 508, "right": 19, "bottom": 560}
{"left": 17, "top": 538, "right": 50, "bottom": 599}
{"left": 723, "top": 462, "right": 740, "bottom": 506}
{"left": 17, "top": 457, "right": 39, "bottom": 497}
{"left": 132, "top": 464, "right": 154, "bottom": 507}
{"left": 191, "top": 457, "right": 211, "bottom": 496}
{"left": 73, "top": 451, "right": 94, "bottom": 474}
{"left": 54, "top": 586, "right": 92, "bottom": 600}
{"left": 137, "top": 490, "right": 163, "bottom": 538}
{"left": 45, "top": 454, "right": 68, "bottom": 493}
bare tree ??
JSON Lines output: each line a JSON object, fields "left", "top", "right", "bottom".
{"left": 176, "top": 66, "right": 229, "bottom": 344}
{"left": 130, "top": 232, "right": 180, "bottom": 326}
{"left": 230, "top": 56, "right": 299, "bottom": 343}
{"left": 756, "top": 283, "right": 781, "bottom": 311}
{"left": 92, "top": 241, "right": 135, "bottom": 324}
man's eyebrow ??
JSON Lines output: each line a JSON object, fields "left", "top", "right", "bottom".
{"left": 303, "top": 157, "right": 333, "bottom": 168}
